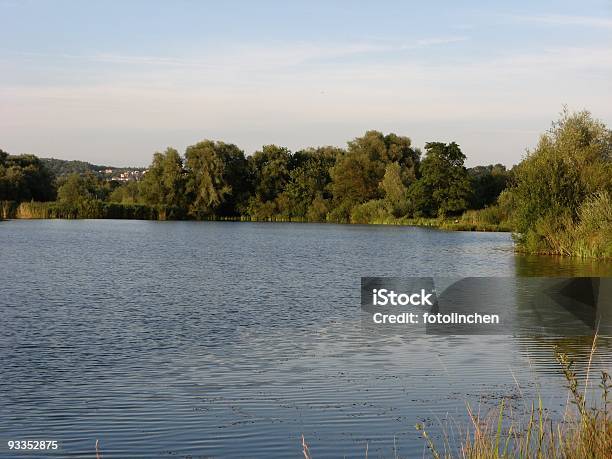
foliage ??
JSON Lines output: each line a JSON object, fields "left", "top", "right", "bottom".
{"left": 56, "top": 172, "right": 117, "bottom": 205}
{"left": 9, "top": 200, "right": 181, "bottom": 220}
{"left": 506, "top": 110, "right": 612, "bottom": 257}
{"left": 109, "top": 181, "right": 141, "bottom": 204}
{"left": 306, "top": 194, "right": 331, "bottom": 222}
{"left": 246, "top": 145, "right": 292, "bottom": 217}
{"left": 417, "top": 142, "right": 472, "bottom": 217}
{"left": 40, "top": 157, "right": 145, "bottom": 178}
{"left": 380, "top": 162, "right": 410, "bottom": 217}
{"left": 282, "top": 147, "right": 340, "bottom": 219}
{"left": 41, "top": 157, "right": 101, "bottom": 177}
{"left": 329, "top": 131, "right": 419, "bottom": 221}
{"left": 185, "top": 140, "right": 249, "bottom": 217}
{"left": 468, "top": 164, "right": 510, "bottom": 209}
{"left": 350, "top": 199, "right": 388, "bottom": 224}
{"left": 139, "top": 148, "right": 186, "bottom": 209}
{"left": 528, "top": 191, "right": 612, "bottom": 259}
{"left": 416, "top": 341, "right": 611, "bottom": 458}
{"left": 0, "top": 150, "right": 55, "bottom": 202}
{"left": 3, "top": 112, "right": 609, "bottom": 259}
{"left": 572, "top": 191, "right": 612, "bottom": 258}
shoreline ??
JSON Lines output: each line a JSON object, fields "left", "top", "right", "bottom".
{"left": 1, "top": 200, "right": 512, "bottom": 232}
{"left": 1, "top": 213, "right": 511, "bottom": 232}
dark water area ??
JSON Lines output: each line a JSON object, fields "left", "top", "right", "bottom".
{"left": 1, "top": 220, "right": 610, "bottom": 458}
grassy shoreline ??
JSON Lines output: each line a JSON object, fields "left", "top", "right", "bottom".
{"left": 301, "top": 339, "right": 611, "bottom": 459}
{"left": 415, "top": 340, "right": 611, "bottom": 459}
{"left": 0, "top": 200, "right": 512, "bottom": 232}
{"left": 7, "top": 199, "right": 611, "bottom": 259}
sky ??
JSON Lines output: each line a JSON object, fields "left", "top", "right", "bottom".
{"left": 1, "top": 0, "right": 611, "bottom": 167}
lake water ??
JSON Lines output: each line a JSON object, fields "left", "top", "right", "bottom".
{"left": 1, "top": 220, "right": 611, "bottom": 458}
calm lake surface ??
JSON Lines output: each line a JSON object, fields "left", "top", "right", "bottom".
{"left": 1, "top": 220, "right": 611, "bottom": 458}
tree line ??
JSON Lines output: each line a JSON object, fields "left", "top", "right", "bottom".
{"left": 1, "top": 110, "right": 610, "bottom": 258}
{"left": 41, "top": 131, "right": 508, "bottom": 223}
{"left": 0, "top": 151, "right": 55, "bottom": 202}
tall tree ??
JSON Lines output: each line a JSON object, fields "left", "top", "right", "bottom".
{"left": 417, "top": 142, "right": 471, "bottom": 217}
{"left": 247, "top": 145, "right": 292, "bottom": 218}
{"left": 329, "top": 131, "right": 419, "bottom": 221}
{"left": 468, "top": 164, "right": 510, "bottom": 209}
{"left": 282, "top": 146, "right": 340, "bottom": 219}
{"left": 140, "top": 148, "right": 186, "bottom": 208}
{"left": 0, "top": 151, "right": 55, "bottom": 202}
{"left": 506, "top": 109, "right": 612, "bottom": 251}
{"left": 57, "top": 173, "right": 92, "bottom": 204}
{"left": 109, "top": 181, "right": 141, "bottom": 204}
{"left": 185, "top": 140, "right": 249, "bottom": 217}
{"left": 380, "top": 162, "right": 409, "bottom": 217}
{"left": 56, "top": 172, "right": 115, "bottom": 205}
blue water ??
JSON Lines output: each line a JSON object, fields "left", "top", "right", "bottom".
{"left": 0, "top": 220, "right": 610, "bottom": 458}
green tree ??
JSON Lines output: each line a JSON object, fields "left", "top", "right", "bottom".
{"left": 109, "top": 181, "right": 141, "bottom": 204}
{"left": 247, "top": 145, "right": 292, "bottom": 218}
{"left": 406, "top": 179, "right": 434, "bottom": 217}
{"left": 57, "top": 173, "right": 92, "bottom": 204}
{"left": 56, "top": 171, "right": 116, "bottom": 205}
{"left": 380, "top": 162, "right": 409, "bottom": 217}
{"left": 329, "top": 131, "right": 419, "bottom": 221}
{"left": 185, "top": 140, "right": 249, "bottom": 217}
{"left": 282, "top": 146, "right": 340, "bottom": 219}
{"left": 417, "top": 142, "right": 471, "bottom": 217}
{"left": 468, "top": 164, "right": 510, "bottom": 209}
{"left": 0, "top": 151, "right": 55, "bottom": 202}
{"left": 506, "top": 109, "right": 612, "bottom": 254}
{"left": 306, "top": 194, "right": 331, "bottom": 222}
{"left": 140, "top": 148, "right": 186, "bottom": 208}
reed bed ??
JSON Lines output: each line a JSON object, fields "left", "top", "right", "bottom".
{"left": 416, "top": 337, "right": 610, "bottom": 459}
{"left": 302, "top": 335, "right": 610, "bottom": 458}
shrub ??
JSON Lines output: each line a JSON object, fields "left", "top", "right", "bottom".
{"left": 349, "top": 199, "right": 389, "bottom": 224}
{"left": 506, "top": 110, "right": 612, "bottom": 257}
{"left": 306, "top": 195, "right": 330, "bottom": 222}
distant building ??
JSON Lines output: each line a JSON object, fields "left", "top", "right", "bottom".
{"left": 107, "top": 169, "right": 147, "bottom": 182}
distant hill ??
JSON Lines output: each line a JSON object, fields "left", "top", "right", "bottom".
{"left": 41, "top": 157, "right": 147, "bottom": 182}
{"left": 41, "top": 158, "right": 103, "bottom": 176}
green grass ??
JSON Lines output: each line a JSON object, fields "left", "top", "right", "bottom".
{"left": 0, "top": 200, "right": 184, "bottom": 220}
{"left": 301, "top": 335, "right": 610, "bottom": 458}
{"left": 514, "top": 191, "right": 612, "bottom": 260}
{"left": 2, "top": 200, "right": 513, "bottom": 232}
{"left": 416, "top": 337, "right": 611, "bottom": 459}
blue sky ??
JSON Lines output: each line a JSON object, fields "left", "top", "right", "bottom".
{"left": 1, "top": 0, "right": 611, "bottom": 166}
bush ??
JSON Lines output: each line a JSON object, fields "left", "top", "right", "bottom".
{"left": 0, "top": 200, "right": 18, "bottom": 219}
{"left": 506, "top": 110, "right": 612, "bottom": 258}
{"left": 571, "top": 191, "right": 612, "bottom": 258}
{"left": 10, "top": 200, "right": 169, "bottom": 220}
{"left": 326, "top": 201, "right": 353, "bottom": 223}
{"left": 349, "top": 199, "right": 389, "bottom": 224}
{"left": 417, "top": 344, "right": 612, "bottom": 459}
{"left": 306, "top": 195, "right": 330, "bottom": 222}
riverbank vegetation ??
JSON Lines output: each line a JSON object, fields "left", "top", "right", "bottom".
{"left": 303, "top": 340, "right": 611, "bottom": 458}
{"left": 0, "top": 133, "right": 510, "bottom": 224}
{"left": 416, "top": 340, "right": 611, "bottom": 459}
{"left": 1, "top": 110, "right": 610, "bottom": 258}
{"left": 504, "top": 110, "right": 612, "bottom": 259}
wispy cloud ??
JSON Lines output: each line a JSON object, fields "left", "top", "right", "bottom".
{"left": 3, "top": 45, "right": 610, "bottom": 127}
{"left": 1, "top": 36, "right": 609, "bottom": 166}
{"left": 512, "top": 14, "right": 612, "bottom": 29}
{"left": 3, "top": 35, "right": 469, "bottom": 71}
{"left": 415, "top": 36, "right": 468, "bottom": 47}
